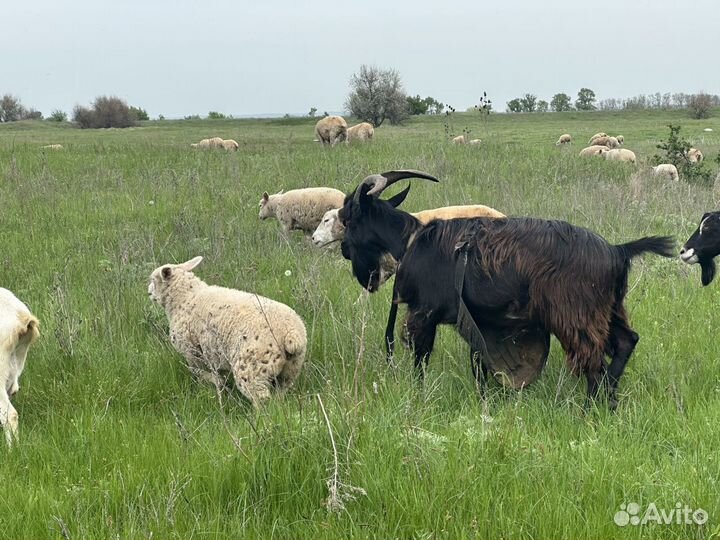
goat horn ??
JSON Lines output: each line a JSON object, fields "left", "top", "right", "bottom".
{"left": 365, "top": 170, "right": 439, "bottom": 197}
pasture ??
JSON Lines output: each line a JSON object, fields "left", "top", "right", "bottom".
{"left": 1, "top": 109, "right": 720, "bottom": 539}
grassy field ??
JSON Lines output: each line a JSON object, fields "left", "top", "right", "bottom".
{"left": 1, "top": 110, "right": 720, "bottom": 539}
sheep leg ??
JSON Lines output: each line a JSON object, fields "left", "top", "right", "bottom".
{"left": 406, "top": 310, "right": 437, "bottom": 380}
{"left": 0, "top": 388, "right": 18, "bottom": 446}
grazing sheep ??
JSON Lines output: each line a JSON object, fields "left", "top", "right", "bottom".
{"left": 312, "top": 202, "right": 506, "bottom": 248}
{"left": 588, "top": 132, "right": 607, "bottom": 144}
{"left": 209, "top": 137, "right": 225, "bottom": 148}
{"left": 605, "top": 148, "right": 637, "bottom": 163}
{"left": 259, "top": 187, "right": 346, "bottom": 233}
{"left": 148, "top": 257, "right": 307, "bottom": 407}
{"left": 452, "top": 135, "right": 467, "bottom": 144}
{"left": 652, "top": 164, "right": 679, "bottom": 181}
{"left": 616, "top": 135, "right": 624, "bottom": 145}
{"left": 468, "top": 139, "right": 482, "bottom": 145}
{"left": 556, "top": 134, "right": 572, "bottom": 145}
{"left": 222, "top": 139, "right": 239, "bottom": 151}
{"left": 314, "top": 116, "right": 347, "bottom": 147}
{"left": 579, "top": 145, "right": 610, "bottom": 157}
{"left": 0, "top": 288, "right": 39, "bottom": 446}
{"left": 346, "top": 122, "right": 374, "bottom": 142}
{"left": 687, "top": 148, "right": 704, "bottom": 163}
{"left": 41, "top": 144, "right": 63, "bottom": 150}
{"left": 605, "top": 136, "right": 620, "bottom": 149}
{"left": 589, "top": 135, "right": 618, "bottom": 147}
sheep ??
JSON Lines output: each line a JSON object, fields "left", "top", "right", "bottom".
{"left": 687, "top": 148, "right": 704, "bottom": 163}
{"left": 556, "top": 134, "right": 572, "bottom": 145}
{"left": 579, "top": 145, "right": 610, "bottom": 157}
{"left": 148, "top": 257, "right": 307, "bottom": 407}
{"left": 259, "top": 187, "right": 346, "bottom": 234}
{"left": 346, "top": 122, "right": 374, "bottom": 142}
{"left": 193, "top": 139, "right": 212, "bottom": 149}
{"left": 468, "top": 139, "right": 482, "bottom": 145}
{"left": 616, "top": 135, "right": 624, "bottom": 145}
{"left": 312, "top": 202, "right": 506, "bottom": 248}
{"left": 41, "top": 144, "right": 63, "bottom": 150}
{"left": 222, "top": 139, "right": 239, "bottom": 151}
{"left": 605, "top": 148, "right": 637, "bottom": 164}
{"left": 452, "top": 135, "right": 467, "bottom": 144}
{"left": 588, "top": 132, "right": 607, "bottom": 144}
{"left": 314, "top": 116, "right": 347, "bottom": 147}
{"left": 209, "top": 137, "right": 225, "bottom": 148}
{"left": 652, "top": 164, "right": 679, "bottom": 182}
{"left": 605, "top": 136, "right": 620, "bottom": 148}
{"left": 0, "top": 288, "right": 39, "bottom": 446}
{"left": 589, "top": 135, "right": 619, "bottom": 148}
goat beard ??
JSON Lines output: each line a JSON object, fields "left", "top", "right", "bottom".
{"left": 700, "top": 258, "right": 716, "bottom": 286}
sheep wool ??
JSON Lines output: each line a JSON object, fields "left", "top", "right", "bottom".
{"left": 605, "top": 148, "right": 637, "bottom": 163}
{"left": 346, "top": 122, "right": 374, "bottom": 142}
{"left": 314, "top": 116, "right": 348, "bottom": 146}
{"left": 653, "top": 164, "right": 679, "bottom": 181}
{"left": 259, "top": 187, "right": 345, "bottom": 233}
{"left": 222, "top": 139, "right": 239, "bottom": 151}
{"left": 579, "top": 145, "right": 609, "bottom": 157}
{"left": 556, "top": 134, "right": 572, "bottom": 145}
{"left": 148, "top": 257, "right": 307, "bottom": 406}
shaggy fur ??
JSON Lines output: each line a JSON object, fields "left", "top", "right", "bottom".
{"left": 605, "top": 148, "right": 636, "bottom": 163}
{"left": 346, "top": 122, "right": 374, "bottom": 142}
{"left": 556, "top": 134, "right": 572, "bottom": 145}
{"left": 259, "top": 187, "right": 346, "bottom": 233}
{"left": 148, "top": 257, "right": 307, "bottom": 406}
{"left": 314, "top": 116, "right": 347, "bottom": 147}
{"left": 653, "top": 164, "right": 679, "bottom": 182}
{"left": 579, "top": 145, "right": 609, "bottom": 157}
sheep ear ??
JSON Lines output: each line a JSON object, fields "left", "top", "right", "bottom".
{"left": 179, "top": 256, "right": 203, "bottom": 272}
{"left": 161, "top": 267, "right": 172, "bottom": 280}
{"left": 262, "top": 192, "right": 269, "bottom": 202}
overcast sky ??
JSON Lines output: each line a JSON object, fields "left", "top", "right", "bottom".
{"left": 4, "top": 0, "right": 719, "bottom": 118}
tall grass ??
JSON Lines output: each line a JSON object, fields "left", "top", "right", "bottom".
{"left": 1, "top": 111, "right": 719, "bottom": 538}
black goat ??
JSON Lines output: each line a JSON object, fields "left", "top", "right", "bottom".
{"left": 680, "top": 211, "right": 720, "bottom": 285}
{"left": 340, "top": 170, "right": 675, "bottom": 407}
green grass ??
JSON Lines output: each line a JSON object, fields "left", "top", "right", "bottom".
{"left": 1, "top": 110, "right": 720, "bottom": 539}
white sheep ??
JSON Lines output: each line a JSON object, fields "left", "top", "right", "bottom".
{"left": 314, "top": 116, "right": 347, "bottom": 147}
{"left": 588, "top": 132, "right": 607, "bottom": 144}
{"left": 605, "top": 148, "right": 637, "bottom": 163}
{"left": 579, "top": 145, "right": 610, "bottom": 157}
{"left": 452, "top": 134, "right": 467, "bottom": 144}
{"left": 259, "top": 187, "right": 346, "bottom": 233}
{"left": 148, "top": 257, "right": 307, "bottom": 407}
{"left": 652, "top": 164, "right": 679, "bottom": 181}
{"left": 346, "top": 122, "right": 374, "bottom": 142}
{"left": 589, "top": 135, "right": 617, "bottom": 147}
{"left": 616, "top": 135, "right": 624, "bottom": 145}
{"left": 687, "top": 148, "right": 704, "bottom": 163}
{"left": 468, "top": 139, "right": 482, "bottom": 145}
{"left": 41, "top": 144, "right": 63, "bottom": 150}
{"left": 312, "top": 204, "right": 506, "bottom": 247}
{"left": 0, "top": 288, "right": 39, "bottom": 446}
{"left": 605, "top": 136, "right": 620, "bottom": 148}
{"left": 556, "top": 134, "right": 572, "bottom": 145}
{"left": 222, "top": 139, "right": 239, "bottom": 151}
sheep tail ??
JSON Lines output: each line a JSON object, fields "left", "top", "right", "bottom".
{"left": 17, "top": 313, "right": 40, "bottom": 345}
{"left": 283, "top": 326, "right": 307, "bottom": 358}
{"left": 615, "top": 236, "right": 675, "bottom": 260}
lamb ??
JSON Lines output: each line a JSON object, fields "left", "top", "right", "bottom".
{"left": 346, "top": 122, "right": 374, "bottom": 142}
{"left": 652, "top": 164, "right": 679, "bottom": 181}
{"left": 579, "top": 145, "right": 610, "bottom": 157}
{"left": 259, "top": 187, "right": 346, "bottom": 233}
{"left": 468, "top": 139, "right": 482, "bottom": 145}
{"left": 588, "top": 132, "right": 607, "bottom": 144}
{"left": 605, "top": 148, "right": 637, "bottom": 164}
{"left": 312, "top": 202, "right": 506, "bottom": 248}
{"left": 314, "top": 116, "right": 347, "bottom": 147}
{"left": 556, "top": 134, "right": 572, "bottom": 145}
{"left": 41, "top": 144, "right": 63, "bottom": 150}
{"left": 616, "top": 135, "right": 624, "bottom": 145}
{"left": 687, "top": 148, "right": 704, "bottom": 163}
{"left": 605, "top": 136, "right": 620, "bottom": 148}
{"left": 0, "top": 288, "right": 39, "bottom": 446}
{"left": 222, "top": 139, "right": 239, "bottom": 151}
{"left": 588, "top": 135, "right": 619, "bottom": 148}
{"left": 148, "top": 257, "right": 307, "bottom": 407}
{"left": 452, "top": 135, "right": 467, "bottom": 144}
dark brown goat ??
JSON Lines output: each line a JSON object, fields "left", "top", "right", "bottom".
{"left": 340, "top": 170, "right": 675, "bottom": 408}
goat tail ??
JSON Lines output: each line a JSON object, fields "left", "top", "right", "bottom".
{"left": 615, "top": 235, "right": 675, "bottom": 260}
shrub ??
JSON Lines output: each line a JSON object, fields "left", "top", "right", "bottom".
{"left": 345, "top": 65, "right": 409, "bottom": 126}
{"left": 130, "top": 106, "right": 149, "bottom": 121}
{"left": 207, "top": 111, "right": 229, "bottom": 119}
{"left": 23, "top": 108, "right": 43, "bottom": 120}
{"left": 653, "top": 124, "right": 716, "bottom": 184}
{"left": 48, "top": 109, "right": 68, "bottom": 122}
{"left": 688, "top": 93, "right": 713, "bottom": 119}
{"left": 72, "top": 96, "right": 139, "bottom": 129}
{"left": 0, "top": 94, "right": 26, "bottom": 122}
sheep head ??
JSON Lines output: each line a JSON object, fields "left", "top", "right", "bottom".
{"left": 148, "top": 256, "right": 203, "bottom": 304}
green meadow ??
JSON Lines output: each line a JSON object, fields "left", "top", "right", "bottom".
{"left": 1, "top": 109, "right": 720, "bottom": 539}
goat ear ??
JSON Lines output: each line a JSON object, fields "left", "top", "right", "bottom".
{"left": 701, "top": 259, "right": 716, "bottom": 286}
{"left": 161, "top": 267, "right": 172, "bottom": 280}
{"left": 262, "top": 192, "right": 269, "bottom": 202}
{"left": 179, "top": 256, "right": 203, "bottom": 272}
{"left": 386, "top": 184, "right": 411, "bottom": 208}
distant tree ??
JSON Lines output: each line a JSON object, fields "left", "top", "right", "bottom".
{"left": 407, "top": 95, "right": 429, "bottom": 115}
{"left": 426, "top": 98, "right": 444, "bottom": 115}
{"left": 520, "top": 94, "right": 537, "bottom": 112}
{"left": 308, "top": 107, "right": 317, "bottom": 117}
{"left": 506, "top": 99, "right": 522, "bottom": 113}
{"left": 688, "top": 93, "right": 714, "bottom": 119}
{"left": 183, "top": 114, "right": 201, "bottom": 120}
{"left": 130, "top": 106, "right": 149, "bottom": 121}
{"left": 73, "top": 96, "right": 139, "bottom": 128}
{"left": 23, "top": 108, "right": 43, "bottom": 120}
{"left": 48, "top": 109, "right": 67, "bottom": 122}
{"left": 0, "top": 94, "right": 26, "bottom": 122}
{"left": 550, "top": 93, "right": 573, "bottom": 112}
{"left": 157, "top": 114, "right": 165, "bottom": 120}
{"left": 346, "top": 65, "right": 409, "bottom": 126}
{"left": 537, "top": 100, "right": 549, "bottom": 113}
{"left": 575, "top": 88, "right": 597, "bottom": 111}
{"left": 207, "top": 111, "right": 227, "bottom": 119}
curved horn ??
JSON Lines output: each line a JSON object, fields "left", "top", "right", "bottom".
{"left": 353, "top": 170, "right": 439, "bottom": 204}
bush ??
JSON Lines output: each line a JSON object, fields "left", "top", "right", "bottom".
{"left": 345, "top": 65, "right": 409, "bottom": 126}
{"left": 22, "top": 108, "right": 43, "bottom": 120}
{"left": 72, "top": 96, "right": 139, "bottom": 129}
{"left": 0, "top": 94, "right": 26, "bottom": 122}
{"left": 653, "top": 124, "right": 716, "bottom": 184}
{"left": 48, "top": 109, "right": 68, "bottom": 122}
{"left": 130, "top": 106, "right": 149, "bottom": 121}
{"left": 688, "top": 93, "right": 713, "bottom": 119}
{"left": 207, "top": 111, "right": 229, "bottom": 120}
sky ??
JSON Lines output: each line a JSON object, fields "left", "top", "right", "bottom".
{"left": 4, "top": 0, "right": 719, "bottom": 119}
